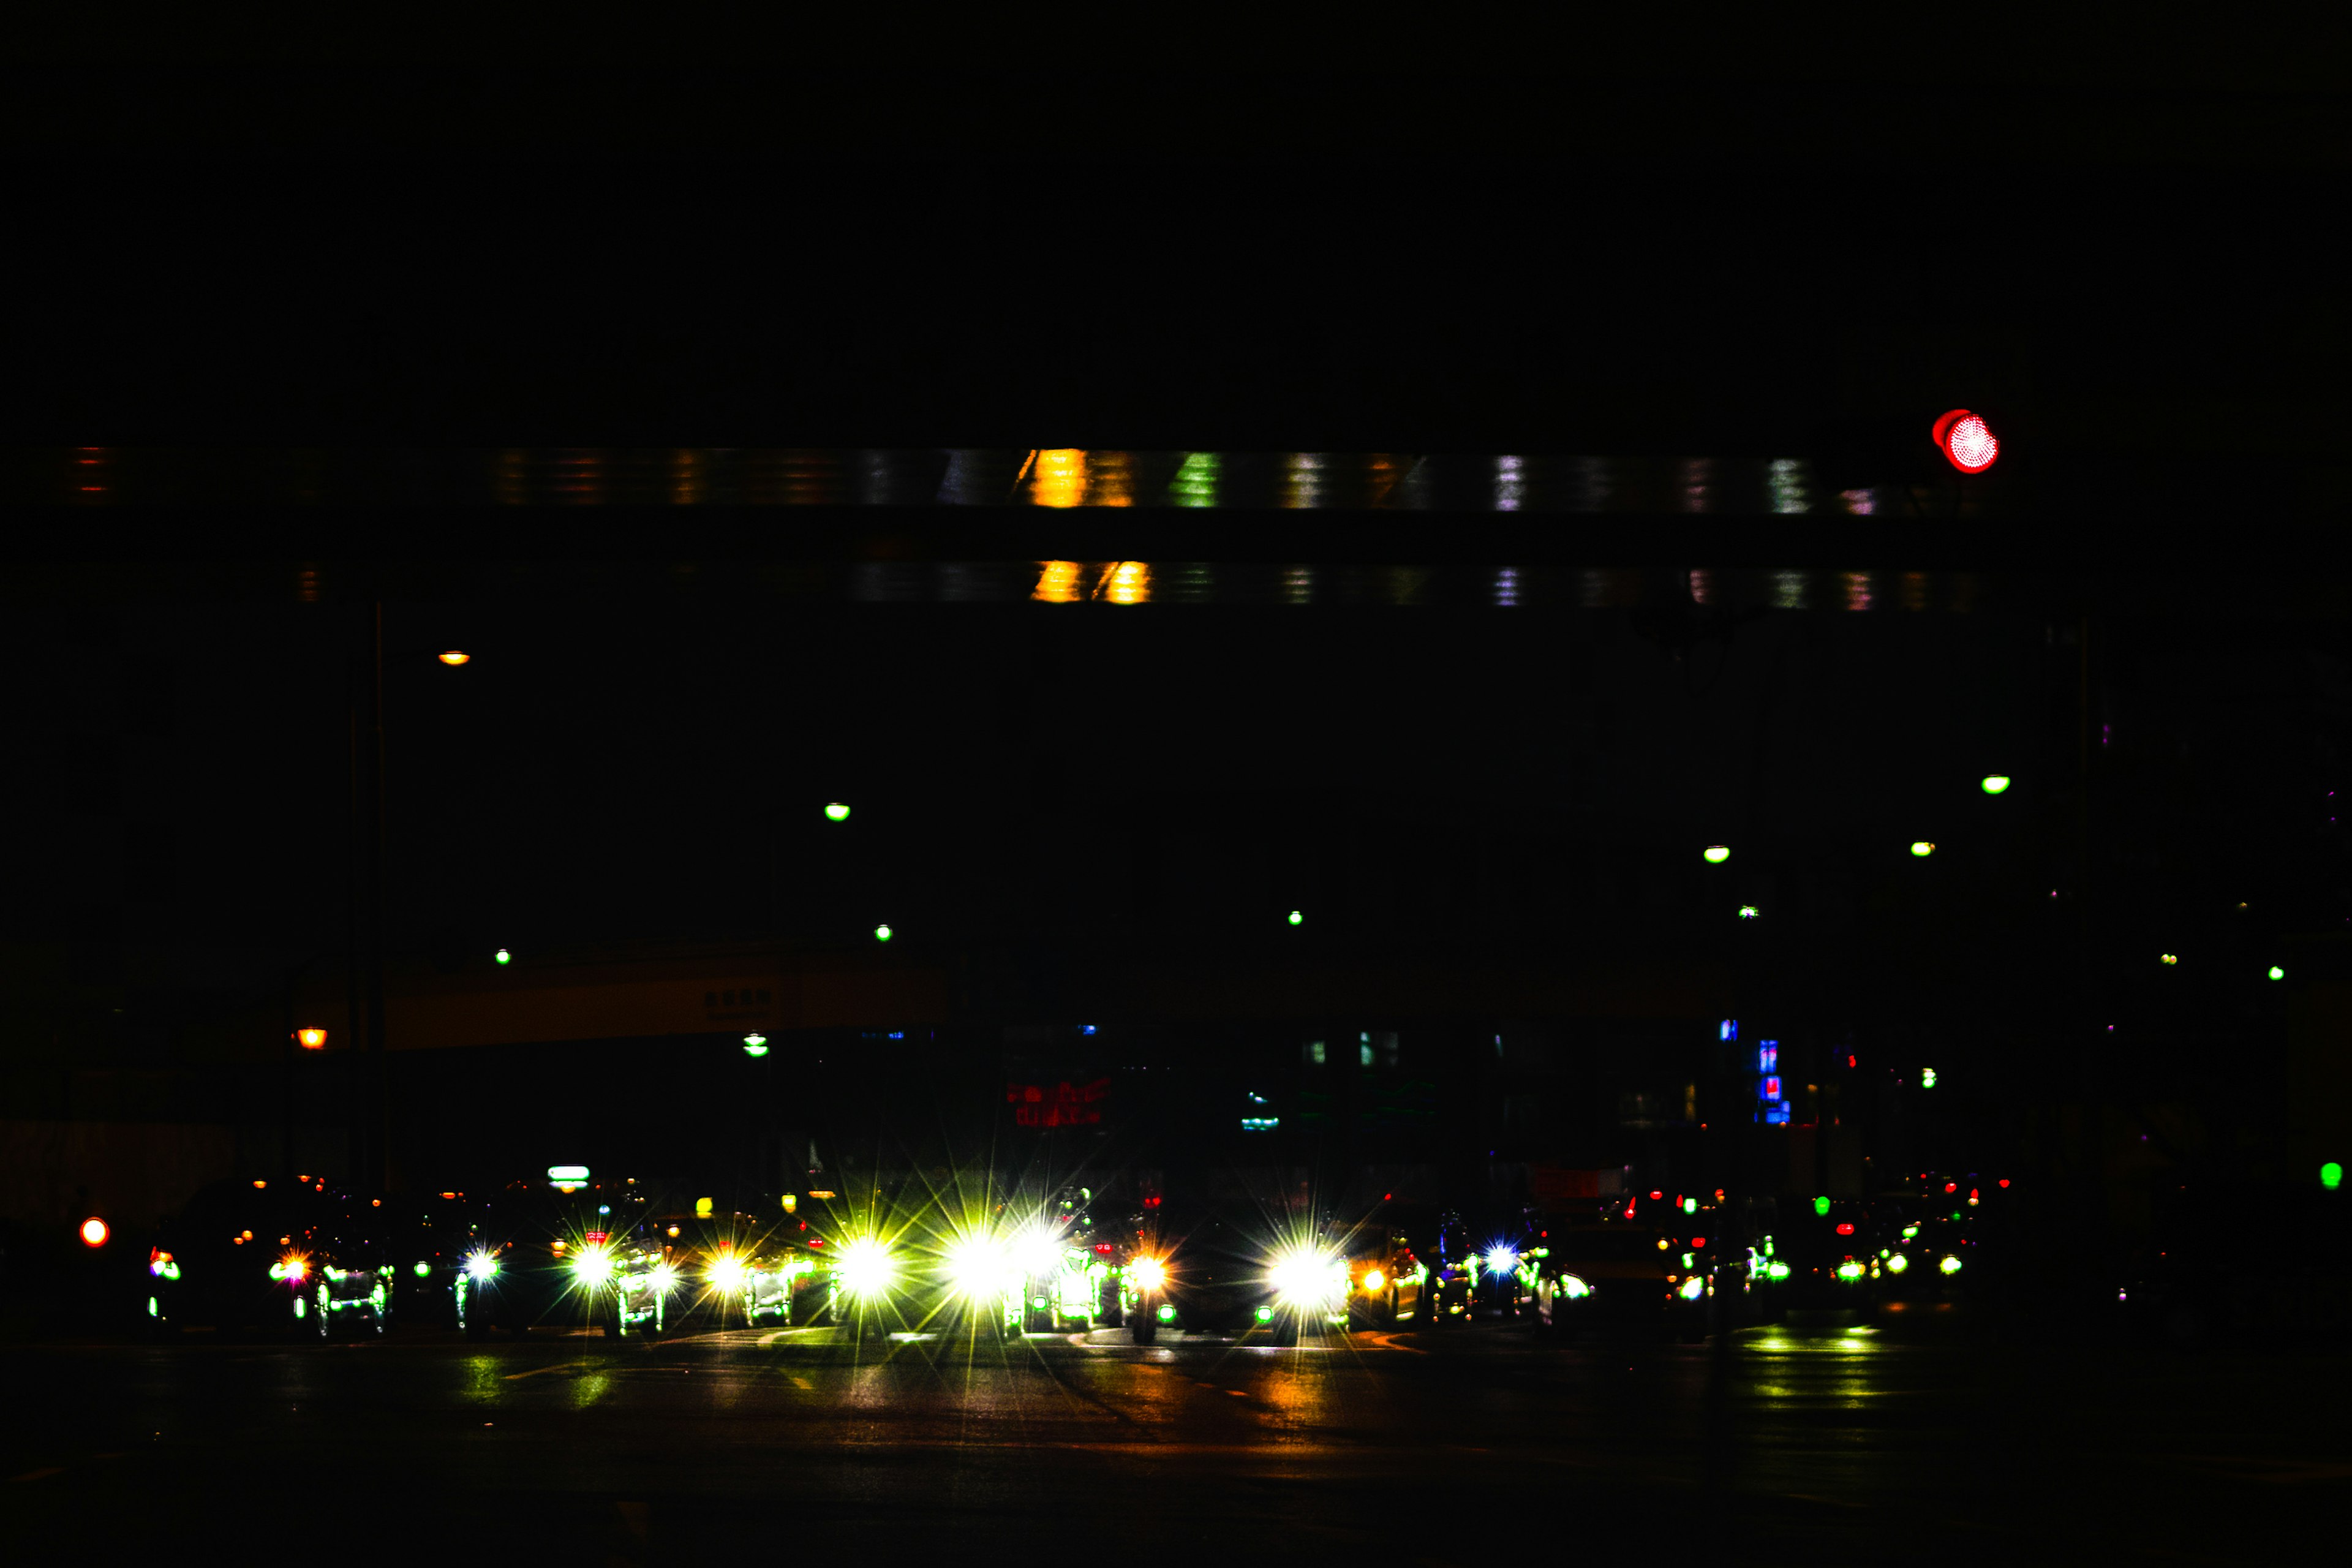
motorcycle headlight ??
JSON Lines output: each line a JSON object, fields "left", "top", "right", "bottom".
{"left": 1269, "top": 1248, "right": 1344, "bottom": 1307}
{"left": 944, "top": 1235, "right": 1012, "bottom": 1300}
{"left": 834, "top": 1237, "right": 897, "bottom": 1300}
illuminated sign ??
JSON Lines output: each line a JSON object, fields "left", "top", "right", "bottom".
{"left": 1006, "top": 1079, "right": 1110, "bottom": 1128}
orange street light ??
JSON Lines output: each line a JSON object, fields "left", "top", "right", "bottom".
{"left": 438, "top": 650, "right": 470, "bottom": 666}
{"left": 296, "top": 1028, "right": 327, "bottom": 1049}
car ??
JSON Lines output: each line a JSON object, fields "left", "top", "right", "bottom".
{"left": 455, "top": 1174, "right": 679, "bottom": 1339}
{"left": 1135, "top": 1202, "right": 1344, "bottom": 1346}
{"left": 1332, "top": 1216, "right": 1427, "bottom": 1328}
{"left": 1530, "top": 1220, "right": 1710, "bottom": 1341}
{"left": 147, "top": 1177, "right": 394, "bottom": 1340}
{"left": 1421, "top": 1212, "right": 1504, "bottom": 1327}
{"left": 646, "top": 1197, "right": 831, "bottom": 1334}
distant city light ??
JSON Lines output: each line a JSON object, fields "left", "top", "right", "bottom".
{"left": 2269, "top": 966, "right": 2285, "bottom": 981}
{"left": 874, "top": 924, "right": 894, "bottom": 943}
{"left": 494, "top": 949, "right": 511, "bottom": 965}
{"left": 437, "top": 650, "right": 470, "bottom": 666}
{"left": 1921, "top": 1068, "right": 1939, "bottom": 1088}
{"left": 1980, "top": 775, "right": 2011, "bottom": 794}
{"left": 743, "top": 1033, "right": 769, "bottom": 1058}
{"left": 1703, "top": 845, "right": 1731, "bottom": 864}
{"left": 824, "top": 803, "right": 851, "bottom": 822}
{"left": 2324, "top": 1162, "right": 2344, "bottom": 1191}
{"left": 1910, "top": 842, "right": 1936, "bottom": 857}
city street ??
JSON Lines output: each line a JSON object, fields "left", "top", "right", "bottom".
{"left": 5, "top": 1318, "right": 2343, "bottom": 1565}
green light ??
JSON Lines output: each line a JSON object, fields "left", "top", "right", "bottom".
{"left": 1980, "top": 775, "right": 2011, "bottom": 795}
{"left": 1254, "top": 1305, "right": 1274, "bottom": 1324}
{"left": 413, "top": 1261, "right": 432, "bottom": 1278}
{"left": 1910, "top": 841, "right": 1936, "bottom": 858}
{"left": 744, "top": 1033, "right": 769, "bottom": 1058}
{"left": 1813, "top": 1196, "right": 1831, "bottom": 1217}
{"left": 824, "top": 802, "right": 851, "bottom": 823}
{"left": 1287, "top": 910, "right": 1303, "bottom": 926}
{"left": 1835, "top": 1261, "right": 1865, "bottom": 1281}
{"left": 1920, "top": 1068, "right": 1938, "bottom": 1088}
{"left": 148, "top": 1296, "right": 159, "bottom": 1317}
{"left": 873, "top": 923, "right": 892, "bottom": 943}
{"left": 2269, "top": 966, "right": 2285, "bottom": 981}
{"left": 1156, "top": 1303, "right": 1177, "bottom": 1322}
{"left": 1681, "top": 1197, "right": 1697, "bottom": 1215}
{"left": 494, "top": 948, "right": 511, "bottom": 965}
{"left": 1681, "top": 1253, "right": 1695, "bottom": 1268}
{"left": 2323, "top": 1162, "right": 2344, "bottom": 1191}
{"left": 1170, "top": 451, "right": 1221, "bottom": 507}
{"left": 1703, "top": 845, "right": 1730, "bottom": 864}
{"left": 1765, "top": 1261, "right": 1790, "bottom": 1281}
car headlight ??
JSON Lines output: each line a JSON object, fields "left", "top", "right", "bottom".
{"left": 1362, "top": 1268, "right": 1386, "bottom": 1293}
{"left": 1269, "top": 1247, "right": 1344, "bottom": 1307}
{"left": 1885, "top": 1253, "right": 1909, "bottom": 1275}
{"left": 1556, "top": 1273, "right": 1591, "bottom": 1300}
{"left": 1484, "top": 1247, "right": 1518, "bottom": 1280}
{"left": 1011, "top": 1228, "right": 1061, "bottom": 1278}
{"left": 1836, "top": 1261, "right": 1866, "bottom": 1281}
{"left": 834, "top": 1237, "right": 897, "bottom": 1300}
{"left": 464, "top": 1251, "right": 499, "bottom": 1281}
{"left": 1129, "top": 1255, "right": 1166, "bottom": 1293}
{"left": 944, "top": 1235, "right": 1012, "bottom": 1300}
{"left": 1679, "top": 1275, "right": 1708, "bottom": 1300}
{"left": 1939, "top": 1255, "right": 1962, "bottom": 1275}
{"left": 650, "top": 1261, "right": 679, "bottom": 1294}
{"left": 707, "top": 1253, "right": 747, "bottom": 1294}
{"left": 571, "top": 1246, "right": 614, "bottom": 1287}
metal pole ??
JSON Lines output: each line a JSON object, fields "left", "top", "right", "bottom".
{"left": 366, "top": 601, "right": 389, "bottom": 1192}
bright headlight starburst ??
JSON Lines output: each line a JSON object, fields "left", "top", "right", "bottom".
{"left": 650, "top": 1261, "right": 679, "bottom": 1294}
{"left": 464, "top": 1251, "right": 499, "bottom": 1281}
{"left": 1011, "top": 1228, "right": 1061, "bottom": 1278}
{"left": 1129, "top": 1255, "right": 1166, "bottom": 1292}
{"left": 1485, "top": 1246, "right": 1519, "bottom": 1279}
{"left": 571, "top": 1246, "right": 614, "bottom": 1287}
{"left": 707, "top": 1252, "right": 746, "bottom": 1294}
{"left": 1268, "top": 1247, "right": 1344, "bottom": 1308}
{"left": 944, "top": 1235, "right": 1014, "bottom": 1300}
{"left": 834, "top": 1237, "right": 897, "bottom": 1300}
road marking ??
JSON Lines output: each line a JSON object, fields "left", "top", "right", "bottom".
{"left": 1359, "top": 1332, "right": 1428, "bottom": 1355}
{"left": 8, "top": 1468, "right": 64, "bottom": 1483}
{"left": 502, "top": 1361, "right": 589, "bottom": 1381}
{"left": 791, "top": 1376, "right": 813, "bottom": 1390}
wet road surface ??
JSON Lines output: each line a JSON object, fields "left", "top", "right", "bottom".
{"left": 4, "top": 1319, "right": 2343, "bottom": 1566}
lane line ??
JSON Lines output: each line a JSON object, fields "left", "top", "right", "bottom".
{"left": 502, "top": 1361, "right": 590, "bottom": 1381}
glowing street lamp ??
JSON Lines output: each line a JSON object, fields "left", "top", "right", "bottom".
{"left": 295, "top": 1027, "right": 328, "bottom": 1050}
{"left": 437, "top": 650, "right": 470, "bottom": 666}
{"left": 80, "top": 1217, "right": 109, "bottom": 1247}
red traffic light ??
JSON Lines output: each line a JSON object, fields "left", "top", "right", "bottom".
{"left": 1932, "top": 409, "right": 1999, "bottom": 473}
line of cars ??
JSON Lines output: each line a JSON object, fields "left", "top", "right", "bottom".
{"left": 143, "top": 1172, "right": 1442, "bottom": 1346}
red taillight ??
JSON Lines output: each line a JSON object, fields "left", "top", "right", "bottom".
{"left": 1945, "top": 1183, "right": 1958, "bottom": 1194}
{"left": 1692, "top": 1237, "right": 1705, "bottom": 1248}
{"left": 1932, "top": 409, "right": 1999, "bottom": 473}
{"left": 1835, "top": 1223, "right": 1855, "bottom": 1236}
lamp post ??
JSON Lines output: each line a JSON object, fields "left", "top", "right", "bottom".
{"left": 342, "top": 601, "right": 472, "bottom": 1193}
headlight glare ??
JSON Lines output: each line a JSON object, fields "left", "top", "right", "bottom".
{"left": 834, "top": 1237, "right": 897, "bottom": 1300}
{"left": 464, "top": 1251, "right": 499, "bottom": 1281}
{"left": 1129, "top": 1255, "right": 1165, "bottom": 1293}
{"left": 571, "top": 1246, "right": 614, "bottom": 1287}
{"left": 707, "top": 1253, "right": 747, "bottom": 1294}
{"left": 1269, "top": 1248, "right": 1344, "bottom": 1308}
